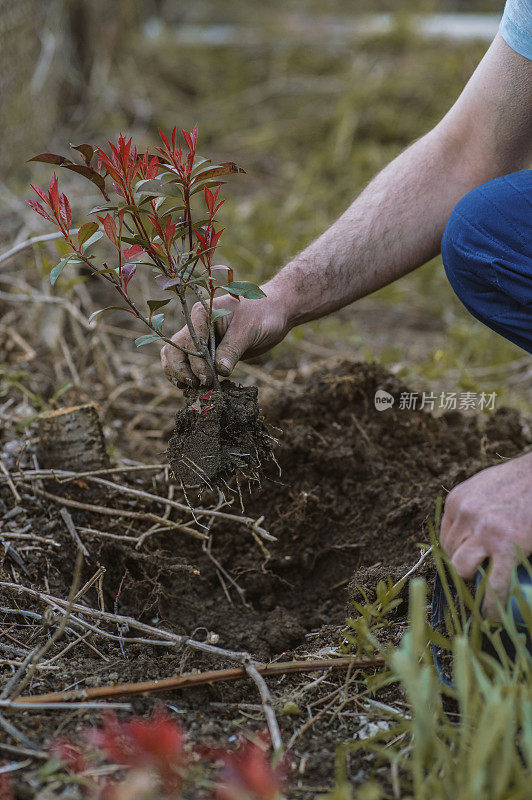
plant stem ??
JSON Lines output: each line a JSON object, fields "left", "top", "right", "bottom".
{"left": 178, "top": 291, "right": 220, "bottom": 390}
{"left": 72, "top": 246, "right": 201, "bottom": 357}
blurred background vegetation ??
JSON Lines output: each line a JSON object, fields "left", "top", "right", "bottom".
{"left": 1, "top": 0, "right": 529, "bottom": 422}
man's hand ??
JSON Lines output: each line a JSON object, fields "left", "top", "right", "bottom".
{"left": 441, "top": 452, "right": 532, "bottom": 618}
{"left": 161, "top": 283, "right": 290, "bottom": 388}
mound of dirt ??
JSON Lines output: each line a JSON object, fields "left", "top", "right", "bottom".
{"left": 143, "top": 360, "right": 530, "bottom": 659}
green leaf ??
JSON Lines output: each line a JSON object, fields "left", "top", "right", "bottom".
{"left": 186, "top": 277, "right": 209, "bottom": 290}
{"left": 120, "top": 235, "right": 150, "bottom": 247}
{"left": 81, "top": 230, "right": 104, "bottom": 253}
{"left": 191, "top": 161, "right": 245, "bottom": 183}
{"left": 135, "top": 333, "right": 162, "bottom": 347}
{"left": 88, "top": 306, "right": 126, "bottom": 324}
{"left": 221, "top": 281, "right": 266, "bottom": 299}
{"left": 210, "top": 308, "right": 232, "bottom": 323}
{"left": 78, "top": 222, "right": 99, "bottom": 247}
{"left": 147, "top": 298, "right": 172, "bottom": 315}
{"left": 50, "top": 256, "right": 83, "bottom": 285}
{"left": 89, "top": 204, "right": 117, "bottom": 215}
{"left": 191, "top": 156, "right": 211, "bottom": 175}
{"left": 159, "top": 204, "right": 186, "bottom": 217}
{"left": 151, "top": 313, "right": 165, "bottom": 333}
{"left": 50, "top": 257, "right": 70, "bottom": 285}
{"left": 38, "top": 758, "right": 64, "bottom": 778}
{"left": 135, "top": 179, "right": 183, "bottom": 198}
{"left": 70, "top": 142, "right": 94, "bottom": 163}
{"left": 190, "top": 180, "right": 226, "bottom": 197}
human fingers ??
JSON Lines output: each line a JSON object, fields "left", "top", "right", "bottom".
{"left": 214, "top": 311, "right": 257, "bottom": 377}
{"left": 450, "top": 538, "right": 488, "bottom": 580}
{"left": 482, "top": 554, "right": 515, "bottom": 620}
{"left": 161, "top": 326, "right": 197, "bottom": 389}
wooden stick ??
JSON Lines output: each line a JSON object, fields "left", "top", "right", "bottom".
{"left": 0, "top": 229, "right": 79, "bottom": 266}
{"left": 13, "top": 657, "right": 383, "bottom": 705}
{"left": 30, "top": 487, "right": 208, "bottom": 541}
{"left": 59, "top": 507, "right": 89, "bottom": 557}
{"left": 0, "top": 461, "right": 21, "bottom": 504}
{"left": 14, "top": 469, "right": 274, "bottom": 542}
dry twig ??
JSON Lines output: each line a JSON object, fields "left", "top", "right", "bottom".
{"left": 2, "top": 551, "right": 83, "bottom": 701}
{"left": 13, "top": 657, "right": 381, "bottom": 705}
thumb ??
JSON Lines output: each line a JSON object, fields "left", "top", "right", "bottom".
{"left": 215, "top": 322, "right": 252, "bottom": 377}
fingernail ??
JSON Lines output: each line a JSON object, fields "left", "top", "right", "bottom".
{"left": 198, "top": 374, "right": 207, "bottom": 385}
{"left": 218, "top": 358, "right": 231, "bottom": 375}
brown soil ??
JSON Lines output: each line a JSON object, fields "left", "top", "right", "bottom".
{"left": 166, "top": 381, "right": 274, "bottom": 488}
{"left": 1, "top": 360, "right": 530, "bottom": 798}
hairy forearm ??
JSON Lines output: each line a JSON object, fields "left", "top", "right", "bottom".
{"left": 267, "top": 130, "right": 471, "bottom": 327}
{"left": 266, "top": 34, "right": 531, "bottom": 330}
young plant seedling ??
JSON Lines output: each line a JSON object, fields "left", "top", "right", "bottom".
{"left": 28, "top": 127, "right": 274, "bottom": 488}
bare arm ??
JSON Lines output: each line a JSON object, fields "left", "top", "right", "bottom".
{"left": 162, "top": 34, "right": 532, "bottom": 386}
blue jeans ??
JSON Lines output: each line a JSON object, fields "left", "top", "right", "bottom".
{"left": 442, "top": 170, "right": 532, "bottom": 354}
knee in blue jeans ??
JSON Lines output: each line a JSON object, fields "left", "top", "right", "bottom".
{"left": 440, "top": 171, "right": 532, "bottom": 354}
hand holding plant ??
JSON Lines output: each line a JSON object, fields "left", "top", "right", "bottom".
{"left": 27, "top": 125, "right": 265, "bottom": 390}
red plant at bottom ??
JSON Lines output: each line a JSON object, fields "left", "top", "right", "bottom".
{"left": 50, "top": 710, "right": 286, "bottom": 800}
{"left": 215, "top": 735, "right": 285, "bottom": 800}
{"left": 0, "top": 775, "right": 13, "bottom": 800}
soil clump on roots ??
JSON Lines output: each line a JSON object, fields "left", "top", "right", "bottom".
{"left": 166, "top": 381, "right": 275, "bottom": 488}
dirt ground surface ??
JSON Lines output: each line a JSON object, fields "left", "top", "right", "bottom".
{"left": 1, "top": 360, "right": 530, "bottom": 798}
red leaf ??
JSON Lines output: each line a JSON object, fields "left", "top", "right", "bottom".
{"left": 215, "top": 736, "right": 285, "bottom": 800}
{"left": 194, "top": 228, "right": 207, "bottom": 250}
{"left": 182, "top": 129, "right": 193, "bottom": 152}
{"left": 0, "top": 774, "right": 13, "bottom": 800}
{"left": 25, "top": 199, "right": 52, "bottom": 221}
{"left": 147, "top": 215, "right": 163, "bottom": 238}
{"left": 59, "top": 193, "right": 72, "bottom": 229}
{"left": 49, "top": 173, "right": 59, "bottom": 212}
{"left": 123, "top": 244, "right": 144, "bottom": 261}
{"left": 30, "top": 183, "right": 50, "bottom": 205}
{"left": 70, "top": 142, "right": 94, "bottom": 165}
{"left": 97, "top": 213, "right": 118, "bottom": 247}
{"left": 204, "top": 186, "right": 214, "bottom": 214}
{"left": 211, "top": 228, "right": 224, "bottom": 248}
{"left": 164, "top": 219, "right": 176, "bottom": 252}
{"left": 122, "top": 262, "right": 137, "bottom": 292}
{"left": 159, "top": 128, "right": 170, "bottom": 152}
{"left": 50, "top": 740, "right": 89, "bottom": 775}
{"left": 148, "top": 155, "right": 159, "bottom": 179}
{"left": 27, "top": 152, "right": 71, "bottom": 166}
{"left": 62, "top": 164, "right": 109, "bottom": 200}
